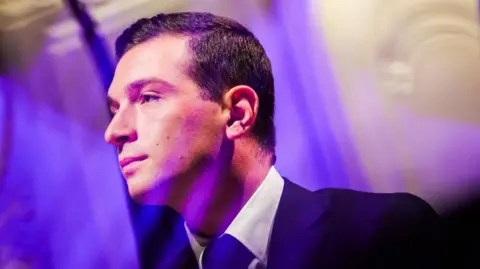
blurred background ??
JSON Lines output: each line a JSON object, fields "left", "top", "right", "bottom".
{"left": 1, "top": 0, "right": 479, "bottom": 268}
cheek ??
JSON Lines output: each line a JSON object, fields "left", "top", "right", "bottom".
{"left": 172, "top": 108, "right": 225, "bottom": 163}
{"left": 139, "top": 114, "right": 186, "bottom": 149}
{"left": 137, "top": 101, "right": 224, "bottom": 160}
{"left": 184, "top": 105, "right": 224, "bottom": 139}
{"left": 138, "top": 107, "right": 214, "bottom": 150}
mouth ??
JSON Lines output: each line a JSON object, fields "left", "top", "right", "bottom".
{"left": 119, "top": 155, "right": 147, "bottom": 171}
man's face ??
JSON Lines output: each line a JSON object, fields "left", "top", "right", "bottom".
{"left": 105, "top": 35, "right": 227, "bottom": 204}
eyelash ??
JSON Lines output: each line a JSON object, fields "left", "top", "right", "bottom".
{"left": 139, "top": 94, "right": 160, "bottom": 104}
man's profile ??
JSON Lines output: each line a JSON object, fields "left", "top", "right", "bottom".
{"left": 105, "top": 12, "right": 441, "bottom": 269}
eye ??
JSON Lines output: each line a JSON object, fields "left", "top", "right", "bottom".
{"left": 109, "top": 106, "right": 119, "bottom": 117}
{"left": 139, "top": 94, "right": 160, "bottom": 104}
{"left": 109, "top": 110, "right": 117, "bottom": 118}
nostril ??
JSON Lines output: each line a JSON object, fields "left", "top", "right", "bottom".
{"left": 115, "top": 133, "right": 137, "bottom": 145}
{"left": 116, "top": 135, "right": 129, "bottom": 144}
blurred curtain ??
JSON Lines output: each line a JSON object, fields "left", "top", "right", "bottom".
{"left": 1, "top": 0, "right": 480, "bottom": 268}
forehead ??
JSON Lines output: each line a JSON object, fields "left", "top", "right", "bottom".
{"left": 108, "top": 35, "right": 192, "bottom": 97}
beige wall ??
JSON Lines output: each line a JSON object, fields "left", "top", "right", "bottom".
{"left": 314, "top": 0, "right": 480, "bottom": 207}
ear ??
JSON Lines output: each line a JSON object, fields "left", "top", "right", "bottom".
{"left": 223, "top": 85, "right": 259, "bottom": 141}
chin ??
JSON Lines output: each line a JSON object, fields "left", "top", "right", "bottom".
{"left": 126, "top": 173, "right": 174, "bottom": 206}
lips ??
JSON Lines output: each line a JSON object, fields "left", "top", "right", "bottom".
{"left": 119, "top": 155, "right": 147, "bottom": 169}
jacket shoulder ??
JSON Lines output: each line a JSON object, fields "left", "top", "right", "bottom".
{"left": 314, "top": 187, "right": 436, "bottom": 215}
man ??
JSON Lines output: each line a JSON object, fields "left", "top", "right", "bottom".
{"left": 105, "top": 12, "right": 442, "bottom": 269}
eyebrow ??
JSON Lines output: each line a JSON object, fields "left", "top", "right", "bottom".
{"left": 125, "top": 78, "right": 176, "bottom": 95}
{"left": 107, "top": 78, "right": 175, "bottom": 108}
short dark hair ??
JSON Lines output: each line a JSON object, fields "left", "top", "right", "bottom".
{"left": 115, "top": 12, "right": 275, "bottom": 154}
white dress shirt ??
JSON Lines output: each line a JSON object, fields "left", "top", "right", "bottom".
{"left": 185, "top": 166, "right": 285, "bottom": 268}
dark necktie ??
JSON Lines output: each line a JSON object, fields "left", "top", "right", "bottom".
{"left": 201, "top": 234, "right": 259, "bottom": 269}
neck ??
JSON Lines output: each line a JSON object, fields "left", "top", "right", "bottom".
{"left": 182, "top": 142, "right": 272, "bottom": 237}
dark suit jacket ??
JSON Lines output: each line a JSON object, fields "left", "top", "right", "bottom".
{"left": 132, "top": 179, "right": 442, "bottom": 269}
{"left": 442, "top": 193, "right": 480, "bottom": 268}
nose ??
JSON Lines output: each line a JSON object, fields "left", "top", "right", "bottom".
{"left": 104, "top": 110, "right": 137, "bottom": 148}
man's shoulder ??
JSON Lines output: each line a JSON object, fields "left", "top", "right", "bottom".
{"left": 285, "top": 178, "right": 429, "bottom": 204}
{"left": 275, "top": 180, "right": 442, "bottom": 268}
{"left": 283, "top": 179, "right": 437, "bottom": 219}
{"left": 325, "top": 188, "right": 437, "bottom": 220}
{"left": 317, "top": 187, "right": 433, "bottom": 211}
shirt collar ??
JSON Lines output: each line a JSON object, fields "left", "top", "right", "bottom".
{"left": 224, "top": 166, "right": 284, "bottom": 265}
{"left": 184, "top": 166, "right": 284, "bottom": 266}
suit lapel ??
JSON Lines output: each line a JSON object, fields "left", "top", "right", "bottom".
{"left": 267, "top": 179, "right": 332, "bottom": 269}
